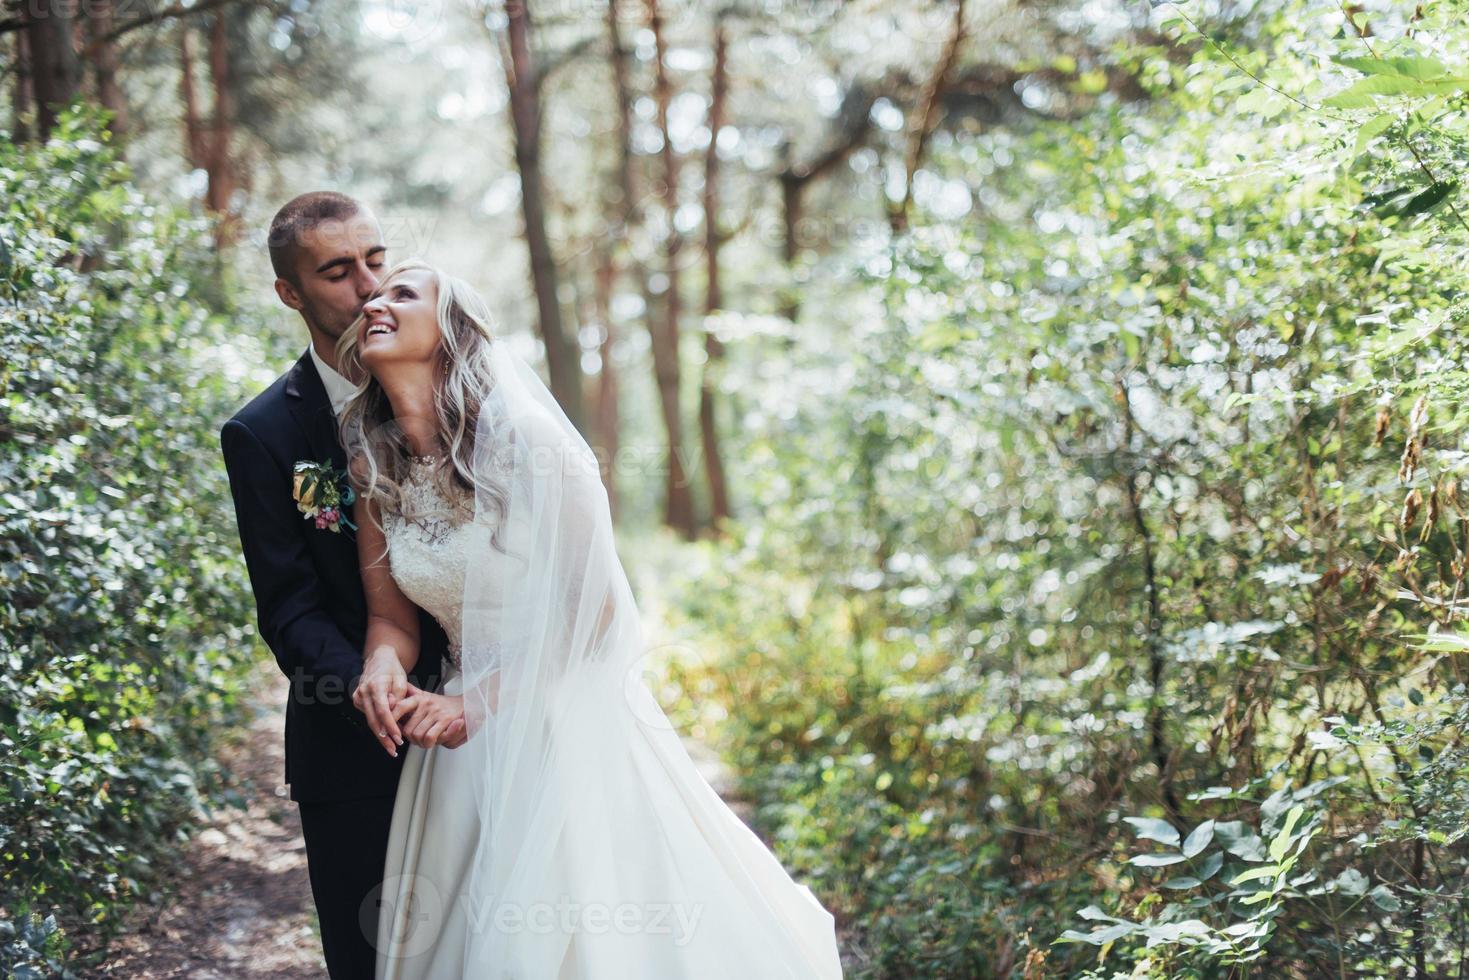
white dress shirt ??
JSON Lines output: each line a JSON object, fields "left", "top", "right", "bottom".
{"left": 308, "top": 342, "right": 358, "bottom": 419}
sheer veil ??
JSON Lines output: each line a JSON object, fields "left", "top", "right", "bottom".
{"left": 449, "top": 338, "right": 842, "bottom": 977}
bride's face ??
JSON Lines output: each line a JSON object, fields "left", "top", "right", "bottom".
{"left": 358, "top": 269, "right": 441, "bottom": 371}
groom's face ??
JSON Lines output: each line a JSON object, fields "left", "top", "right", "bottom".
{"left": 275, "top": 208, "right": 386, "bottom": 339}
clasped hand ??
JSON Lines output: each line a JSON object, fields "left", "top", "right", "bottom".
{"left": 352, "top": 648, "right": 467, "bottom": 756}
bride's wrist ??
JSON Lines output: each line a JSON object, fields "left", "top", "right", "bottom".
{"left": 363, "top": 643, "right": 398, "bottom": 671}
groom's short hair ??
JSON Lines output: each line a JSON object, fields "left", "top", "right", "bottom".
{"left": 267, "top": 191, "right": 366, "bottom": 285}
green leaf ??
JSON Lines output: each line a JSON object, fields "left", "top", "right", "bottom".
{"left": 1334, "top": 55, "right": 1449, "bottom": 79}
{"left": 1124, "top": 816, "right": 1181, "bottom": 847}
{"left": 1231, "top": 865, "right": 1280, "bottom": 886}
{"left": 1293, "top": 776, "right": 1348, "bottom": 801}
{"left": 1210, "top": 822, "right": 1269, "bottom": 863}
{"left": 1269, "top": 805, "right": 1305, "bottom": 861}
{"left": 1260, "top": 786, "right": 1293, "bottom": 823}
{"left": 1182, "top": 819, "right": 1215, "bottom": 858}
{"left": 1405, "top": 631, "right": 1469, "bottom": 652}
{"left": 1223, "top": 919, "right": 1271, "bottom": 940}
{"left": 1333, "top": 868, "right": 1370, "bottom": 897}
{"left": 1369, "top": 884, "right": 1401, "bottom": 912}
{"left": 1130, "top": 851, "right": 1188, "bottom": 867}
{"left": 1399, "top": 180, "right": 1458, "bottom": 217}
{"left": 1325, "top": 74, "right": 1469, "bottom": 109}
{"left": 1055, "top": 923, "right": 1136, "bottom": 946}
{"left": 1196, "top": 851, "right": 1225, "bottom": 881}
{"left": 1353, "top": 113, "right": 1396, "bottom": 155}
{"left": 1145, "top": 919, "right": 1213, "bottom": 942}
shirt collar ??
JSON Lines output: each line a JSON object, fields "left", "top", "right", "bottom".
{"left": 307, "top": 342, "right": 358, "bottom": 419}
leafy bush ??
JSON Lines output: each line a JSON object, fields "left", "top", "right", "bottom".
{"left": 0, "top": 110, "right": 257, "bottom": 971}
{"left": 666, "top": 2, "right": 1469, "bottom": 976}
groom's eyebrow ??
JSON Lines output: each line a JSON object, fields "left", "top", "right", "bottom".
{"left": 315, "top": 244, "right": 386, "bottom": 275}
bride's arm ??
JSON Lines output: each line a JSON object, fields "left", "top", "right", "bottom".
{"left": 357, "top": 489, "right": 420, "bottom": 670}
{"left": 352, "top": 477, "right": 422, "bottom": 756}
{"left": 353, "top": 472, "right": 469, "bottom": 752}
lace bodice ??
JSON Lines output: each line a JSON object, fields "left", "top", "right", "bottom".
{"left": 382, "top": 456, "right": 482, "bottom": 670}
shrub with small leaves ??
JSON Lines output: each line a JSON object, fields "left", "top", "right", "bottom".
{"left": 0, "top": 110, "right": 256, "bottom": 971}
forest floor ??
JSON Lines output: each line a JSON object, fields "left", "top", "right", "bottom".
{"left": 81, "top": 661, "right": 330, "bottom": 978}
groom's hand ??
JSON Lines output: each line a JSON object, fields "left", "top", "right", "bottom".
{"left": 439, "top": 717, "right": 468, "bottom": 749}
{"left": 353, "top": 643, "right": 408, "bottom": 757}
{"left": 394, "top": 686, "right": 466, "bottom": 750}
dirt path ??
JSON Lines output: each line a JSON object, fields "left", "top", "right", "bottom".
{"left": 85, "top": 661, "right": 325, "bottom": 978}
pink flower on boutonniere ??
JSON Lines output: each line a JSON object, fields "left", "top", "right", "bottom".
{"left": 292, "top": 459, "right": 358, "bottom": 535}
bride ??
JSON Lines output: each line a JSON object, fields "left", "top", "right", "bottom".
{"left": 334, "top": 258, "right": 844, "bottom": 979}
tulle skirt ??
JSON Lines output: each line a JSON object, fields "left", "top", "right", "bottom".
{"left": 374, "top": 662, "right": 843, "bottom": 979}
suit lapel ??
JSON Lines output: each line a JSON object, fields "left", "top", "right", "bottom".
{"left": 286, "top": 350, "right": 347, "bottom": 472}
{"left": 283, "top": 351, "right": 367, "bottom": 626}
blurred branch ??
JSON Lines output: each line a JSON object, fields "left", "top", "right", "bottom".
{"left": 536, "top": 33, "right": 601, "bottom": 87}
{"left": 776, "top": 81, "right": 878, "bottom": 308}
{"left": 0, "top": 0, "right": 262, "bottom": 66}
{"left": 780, "top": 82, "right": 878, "bottom": 185}
{"left": 892, "top": 0, "right": 967, "bottom": 233}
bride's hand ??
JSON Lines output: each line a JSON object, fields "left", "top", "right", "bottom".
{"left": 354, "top": 643, "right": 409, "bottom": 757}
{"left": 394, "top": 687, "right": 465, "bottom": 750}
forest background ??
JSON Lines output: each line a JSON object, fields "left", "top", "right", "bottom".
{"left": 6, "top": 0, "right": 1469, "bottom": 975}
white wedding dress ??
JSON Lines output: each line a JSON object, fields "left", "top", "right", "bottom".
{"left": 373, "top": 455, "right": 843, "bottom": 979}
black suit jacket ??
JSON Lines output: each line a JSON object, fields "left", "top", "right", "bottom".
{"left": 220, "top": 349, "right": 449, "bottom": 803}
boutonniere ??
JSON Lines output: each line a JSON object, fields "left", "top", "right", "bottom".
{"left": 292, "top": 459, "right": 358, "bottom": 535}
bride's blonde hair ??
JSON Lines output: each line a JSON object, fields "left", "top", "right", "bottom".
{"left": 335, "top": 259, "right": 510, "bottom": 561}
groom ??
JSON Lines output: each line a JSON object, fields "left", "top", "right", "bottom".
{"left": 220, "top": 191, "right": 453, "bottom": 978}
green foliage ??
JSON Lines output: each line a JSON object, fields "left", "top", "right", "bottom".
{"left": 17, "top": 0, "right": 1469, "bottom": 974}
{"left": 664, "top": 1, "right": 1469, "bottom": 975}
{"left": 1058, "top": 779, "right": 1366, "bottom": 973}
{"left": 0, "top": 911, "right": 71, "bottom": 980}
{"left": 0, "top": 110, "right": 256, "bottom": 971}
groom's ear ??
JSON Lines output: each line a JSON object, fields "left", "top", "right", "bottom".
{"left": 274, "top": 276, "right": 305, "bottom": 312}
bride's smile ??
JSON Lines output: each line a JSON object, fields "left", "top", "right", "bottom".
{"left": 357, "top": 268, "right": 441, "bottom": 367}
{"left": 352, "top": 267, "right": 446, "bottom": 458}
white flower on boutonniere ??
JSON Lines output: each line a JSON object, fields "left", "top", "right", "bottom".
{"left": 292, "top": 459, "right": 358, "bottom": 535}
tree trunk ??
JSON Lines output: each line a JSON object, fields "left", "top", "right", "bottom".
{"left": 25, "top": 0, "right": 81, "bottom": 139}
{"left": 603, "top": 0, "right": 634, "bottom": 494}
{"left": 205, "top": 13, "right": 238, "bottom": 246}
{"left": 90, "top": 0, "right": 127, "bottom": 140}
{"left": 180, "top": 22, "right": 236, "bottom": 244}
{"left": 645, "top": 0, "right": 697, "bottom": 538}
{"left": 699, "top": 18, "right": 731, "bottom": 528}
{"left": 593, "top": 249, "right": 620, "bottom": 516}
{"left": 179, "top": 26, "right": 206, "bottom": 167}
{"left": 595, "top": 0, "right": 655, "bottom": 520}
{"left": 502, "top": 0, "right": 585, "bottom": 430}
{"left": 1119, "top": 378, "right": 1183, "bottom": 820}
{"left": 12, "top": 29, "right": 33, "bottom": 143}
